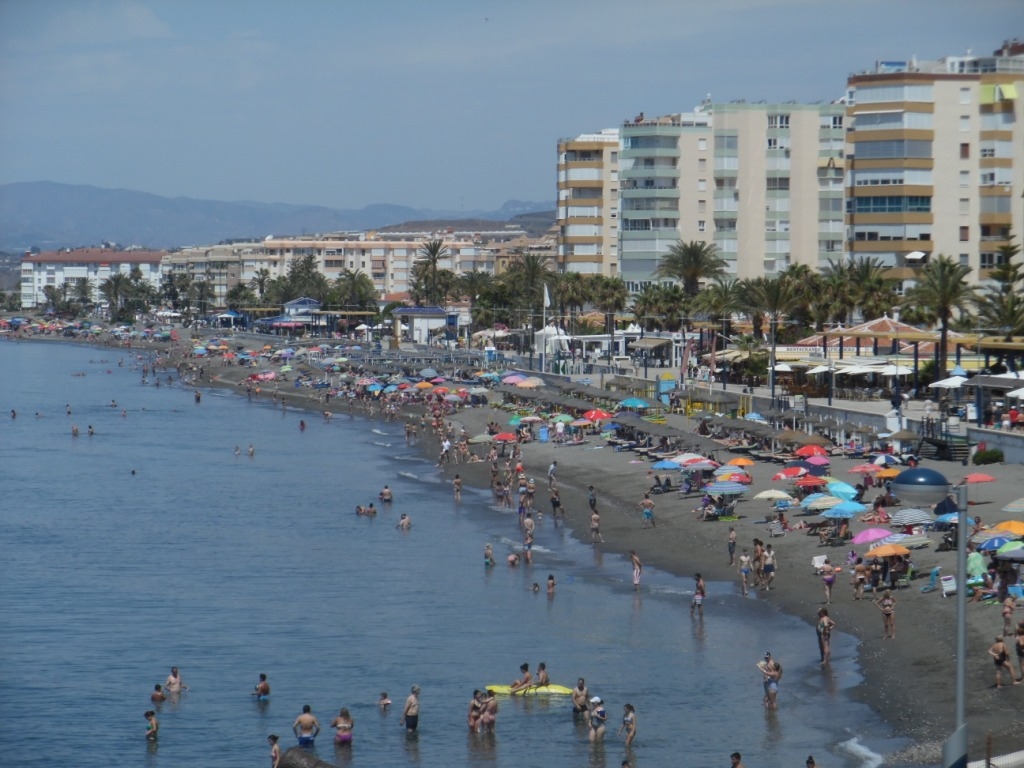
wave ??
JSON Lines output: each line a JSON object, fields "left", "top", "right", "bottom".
{"left": 373, "top": 441, "right": 392, "bottom": 447}
{"left": 371, "top": 428, "right": 389, "bottom": 436}
{"left": 836, "top": 736, "right": 885, "bottom": 768}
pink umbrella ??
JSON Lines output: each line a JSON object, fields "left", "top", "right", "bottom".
{"left": 850, "top": 528, "right": 891, "bottom": 545}
{"left": 684, "top": 458, "right": 720, "bottom": 470}
{"left": 848, "top": 464, "right": 880, "bottom": 475}
{"left": 772, "top": 467, "right": 806, "bottom": 480}
{"left": 805, "top": 456, "right": 831, "bottom": 466}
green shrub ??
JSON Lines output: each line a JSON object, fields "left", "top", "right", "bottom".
{"left": 972, "top": 448, "right": 1004, "bottom": 465}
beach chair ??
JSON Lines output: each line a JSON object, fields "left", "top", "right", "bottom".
{"left": 919, "top": 566, "right": 942, "bottom": 593}
{"left": 766, "top": 521, "right": 786, "bottom": 538}
{"left": 811, "top": 555, "right": 828, "bottom": 574}
{"left": 895, "top": 566, "right": 914, "bottom": 590}
{"left": 940, "top": 574, "right": 957, "bottom": 598}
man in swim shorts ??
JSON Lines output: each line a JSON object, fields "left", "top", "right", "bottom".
{"left": 252, "top": 673, "right": 270, "bottom": 699}
{"left": 572, "top": 678, "right": 590, "bottom": 719}
{"left": 164, "top": 666, "right": 187, "bottom": 694}
{"left": 691, "top": 573, "right": 706, "bottom": 617}
{"left": 403, "top": 685, "right": 420, "bottom": 733}
{"left": 293, "top": 704, "right": 320, "bottom": 745}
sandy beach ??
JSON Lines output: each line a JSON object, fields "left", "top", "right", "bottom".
{"left": 14, "top": 330, "right": 1024, "bottom": 763}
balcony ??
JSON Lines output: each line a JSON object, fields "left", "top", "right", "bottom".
{"left": 620, "top": 187, "right": 680, "bottom": 198}
{"left": 620, "top": 146, "right": 679, "bottom": 159}
{"left": 620, "top": 166, "right": 679, "bottom": 180}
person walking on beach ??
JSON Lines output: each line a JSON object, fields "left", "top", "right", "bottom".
{"left": 821, "top": 559, "right": 836, "bottom": 604}
{"left": 738, "top": 548, "right": 752, "bottom": 597}
{"left": 630, "top": 550, "right": 643, "bottom": 592}
{"left": 691, "top": 573, "right": 706, "bottom": 618}
{"left": 727, "top": 526, "right": 737, "bottom": 566}
{"left": 549, "top": 486, "right": 562, "bottom": 519}
{"left": 762, "top": 544, "right": 777, "bottom": 590}
{"left": 639, "top": 493, "right": 656, "bottom": 528}
{"left": 402, "top": 685, "right": 420, "bottom": 733}
{"left": 875, "top": 589, "right": 896, "bottom": 639}
{"left": 548, "top": 460, "right": 558, "bottom": 489}
{"left": 816, "top": 607, "right": 835, "bottom": 665}
{"left": 588, "top": 485, "right": 598, "bottom": 513}
{"left": 590, "top": 510, "right": 604, "bottom": 543}
{"left": 989, "top": 636, "right": 1019, "bottom": 688}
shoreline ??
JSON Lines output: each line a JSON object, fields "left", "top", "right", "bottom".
{"left": 16, "top": 332, "right": 1024, "bottom": 762}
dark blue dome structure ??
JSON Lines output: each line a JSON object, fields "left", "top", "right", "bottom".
{"left": 892, "top": 468, "right": 949, "bottom": 487}
{"left": 891, "top": 467, "right": 949, "bottom": 507}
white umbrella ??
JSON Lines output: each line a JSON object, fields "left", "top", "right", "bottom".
{"left": 772, "top": 363, "right": 793, "bottom": 372}
{"left": 754, "top": 489, "right": 794, "bottom": 501}
{"left": 930, "top": 375, "right": 967, "bottom": 389}
{"left": 806, "top": 365, "right": 830, "bottom": 375}
{"left": 880, "top": 365, "right": 913, "bottom": 376}
{"left": 1005, "top": 386, "right": 1024, "bottom": 399}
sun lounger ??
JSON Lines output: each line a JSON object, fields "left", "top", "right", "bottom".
{"left": 766, "top": 521, "right": 786, "bottom": 538}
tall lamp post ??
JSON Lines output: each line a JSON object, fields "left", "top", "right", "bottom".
{"left": 942, "top": 483, "right": 969, "bottom": 768}
{"left": 769, "top": 317, "right": 778, "bottom": 408}
{"left": 827, "top": 359, "right": 835, "bottom": 407}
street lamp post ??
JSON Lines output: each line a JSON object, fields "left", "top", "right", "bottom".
{"left": 769, "top": 317, "right": 778, "bottom": 408}
{"left": 827, "top": 360, "right": 835, "bottom": 407}
{"left": 942, "top": 483, "right": 969, "bottom": 768}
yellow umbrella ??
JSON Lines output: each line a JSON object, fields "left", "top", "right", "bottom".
{"left": 727, "top": 457, "right": 755, "bottom": 467}
{"left": 992, "top": 520, "right": 1024, "bottom": 536}
{"left": 866, "top": 544, "right": 911, "bottom": 558}
{"left": 875, "top": 468, "right": 900, "bottom": 479}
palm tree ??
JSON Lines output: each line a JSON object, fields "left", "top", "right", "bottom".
{"left": 250, "top": 268, "right": 273, "bottom": 301}
{"left": 456, "top": 270, "right": 495, "bottom": 332}
{"left": 225, "top": 284, "right": 257, "bottom": 310}
{"left": 655, "top": 240, "right": 726, "bottom": 298}
{"left": 741, "top": 276, "right": 801, "bottom": 398}
{"left": 414, "top": 239, "right": 450, "bottom": 306}
{"left": 847, "top": 256, "right": 897, "bottom": 321}
{"left": 190, "top": 280, "right": 217, "bottom": 319}
{"left": 501, "top": 253, "right": 554, "bottom": 327}
{"left": 693, "top": 277, "right": 742, "bottom": 337}
{"left": 903, "top": 254, "right": 978, "bottom": 376}
{"left": 591, "top": 275, "right": 629, "bottom": 359}
{"left": 334, "top": 269, "right": 378, "bottom": 310}
{"left": 73, "top": 278, "right": 95, "bottom": 307}
{"left": 99, "top": 273, "right": 132, "bottom": 321}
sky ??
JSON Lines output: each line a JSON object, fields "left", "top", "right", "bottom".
{"left": 0, "top": 0, "right": 1019, "bottom": 212}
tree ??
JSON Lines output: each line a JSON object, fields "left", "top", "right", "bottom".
{"left": 974, "top": 236, "right": 1024, "bottom": 365}
{"left": 73, "top": 278, "right": 95, "bottom": 307}
{"left": 225, "top": 284, "right": 257, "bottom": 310}
{"left": 692, "top": 277, "right": 742, "bottom": 337}
{"left": 501, "top": 253, "right": 555, "bottom": 327}
{"left": 250, "top": 268, "right": 272, "bottom": 300}
{"left": 591, "top": 275, "right": 629, "bottom": 348}
{"left": 412, "top": 239, "right": 450, "bottom": 306}
{"left": 456, "top": 270, "right": 495, "bottom": 332}
{"left": 333, "top": 269, "right": 378, "bottom": 310}
{"left": 655, "top": 240, "right": 726, "bottom": 298}
{"left": 190, "top": 280, "right": 217, "bottom": 319}
{"left": 903, "top": 254, "right": 978, "bottom": 376}
{"left": 99, "top": 273, "right": 132, "bottom": 321}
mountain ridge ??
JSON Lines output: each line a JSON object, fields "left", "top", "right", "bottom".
{"left": 0, "top": 181, "right": 554, "bottom": 251}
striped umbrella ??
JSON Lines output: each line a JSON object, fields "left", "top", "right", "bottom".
{"left": 703, "top": 481, "right": 748, "bottom": 495}
{"left": 889, "top": 508, "right": 933, "bottom": 526}
{"left": 804, "top": 495, "right": 843, "bottom": 511}
{"left": 1000, "top": 498, "right": 1024, "bottom": 514}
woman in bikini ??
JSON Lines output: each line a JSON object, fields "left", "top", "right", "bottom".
{"left": 875, "top": 589, "right": 896, "bottom": 639}
{"left": 989, "top": 636, "right": 1019, "bottom": 688}
{"left": 467, "top": 690, "right": 484, "bottom": 732}
{"left": 480, "top": 690, "right": 499, "bottom": 732}
{"left": 330, "top": 708, "right": 354, "bottom": 746}
{"left": 617, "top": 703, "right": 637, "bottom": 747}
{"left": 738, "top": 549, "right": 752, "bottom": 597}
{"left": 817, "top": 608, "right": 836, "bottom": 665}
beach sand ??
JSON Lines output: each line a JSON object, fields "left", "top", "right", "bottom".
{"left": 22, "top": 332, "right": 1024, "bottom": 762}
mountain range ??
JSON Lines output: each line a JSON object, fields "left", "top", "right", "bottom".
{"left": 0, "top": 181, "right": 554, "bottom": 252}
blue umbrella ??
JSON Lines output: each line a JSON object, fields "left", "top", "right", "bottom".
{"left": 619, "top": 398, "right": 650, "bottom": 409}
{"left": 827, "top": 481, "right": 858, "bottom": 501}
{"left": 978, "top": 536, "right": 1014, "bottom": 552}
{"left": 800, "top": 493, "right": 828, "bottom": 508}
{"left": 872, "top": 454, "right": 901, "bottom": 466}
{"left": 383, "top": 384, "right": 399, "bottom": 393}
{"left": 703, "top": 481, "right": 748, "bottom": 495}
{"left": 419, "top": 368, "right": 438, "bottom": 378}
{"left": 830, "top": 500, "right": 868, "bottom": 516}
{"left": 744, "top": 412, "right": 765, "bottom": 421}
{"left": 193, "top": 347, "right": 208, "bottom": 355}
{"left": 935, "top": 512, "right": 960, "bottom": 524}
{"left": 652, "top": 460, "right": 680, "bottom": 470}
{"left": 366, "top": 383, "right": 384, "bottom": 392}
{"left": 602, "top": 422, "right": 622, "bottom": 430}
{"left": 822, "top": 507, "right": 857, "bottom": 519}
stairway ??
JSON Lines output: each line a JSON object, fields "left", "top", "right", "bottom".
{"left": 916, "top": 434, "right": 973, "bottom": 463}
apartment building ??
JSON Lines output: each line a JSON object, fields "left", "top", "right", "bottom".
{"left": 845, "top": 40, "right": 1024, "bottom": 290}
{"left": 556, "top": 129, "right": 621, "bottom": 276}
{"left": 20, "top": 248, "right": 164, "bottom": 309}
{"left": 616, "top": 100, "right": 845, "bottom": 291}
{"left": 162, "top": 242, "right": 263, "bottom": 307}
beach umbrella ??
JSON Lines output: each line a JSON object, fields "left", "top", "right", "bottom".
{"left": 619, "top": 397, "right": 651, "bottom": 409}
{"left": 584, "top": 409, "right": 613, "bottom": 421}
{"left": 773, "top": 467, "right": 806, "bottom": 480}
{"left": 992, "top": 520, "right": 1024, "bottom": 536}
{"left": 703, "top": 481, "right": 748, "bottom": 495}
{"left": 501, "top": 374, "right": 525, "bottom": 384}
{"left": 571, "top": 419, "right": 592, "bottom": 427}
{"left": 889, "top": 508, "right": 933, "bottom": 526}
{"left": 872, "top": 454, "right": 902, "bottom": 466}
{"left": 433, "top": 387, "right": 450, "bottom": 395}
{"left": 794, "top": 444, "right": 829, "bottom": 457}
{"left": 669, "top": 453, "right": 707, "bottom": 465}
{"left": 414, "top": 381, "right": 434, "bottom": 389}
{"left": 728, "top": 457, "right": 755, "bottom": 467}
{"left": 795, "top": 475, "right": 828, "bottom": 488}
{"left": 829, "top": 500, "right": 868, "bottom": 516}
{"left": 754, "top": 489, "right": 794, "bottom": 501}
{"left": 468, "top": 433, "right": 493, "bottom": 445}
{"left": 714, "top": 465, "right": 745, "bottom": 477}
{"left": 515, "top": 415, "right": 541, "bottom": 423}
{"left": 795, "top": 433, "right": 833, "bottom": 448}
{"left": 874, "top": 468, "right": 900, "bottom": 480}
{"left": 995, "top": 549, "right": 1024, "bottom": 563}
{"left": 849, "top": 464, "right": 881, "bottom": 475}
{"left": 805, "top": 455, "right": 831, "bottom": 466}
{"left": 961, "top": 473, "right": 996, "bottom": 485}
{"left": 419, "top": 368, "right": 438, "bottom": 378}
{"left": 507, "top": 417, "right": 522, "bottom": 427}
{"left": 744, "top": 412, "right": 766, "bottom": 422}
{"left": 866, "top": 544, "right": 911, "bottom": 558}
{"left": 717, "top": 472, "right": 752, "bottom": 484}
{"left": 977, "top": 536, "right": 1015, "bottom": 552}
{"left": 550, "top": 414, "right": 574, "bottom": 423}
{"left": 444, "top": 394, "right": 462, "bottom": 402}
{"left": 931, "top": 375, "right": 968, "bottom": 389}
{"left": 280, "top": 365, "right": 294, "bottom": 373}
{"left": 997, "top": 541, "right": 1024, "bottom": 555}
{"left": 851, "top": 528, "right": 892, "bottom": 545}
{"left": 934, "top": 512, "right": 960, "bottom": 525}
{"left": 826, "top": 481, "right": 858, "bottom": 501}
{"left": 822, "top": 506, "right": 858, "bottom": 519}
{"left": 804, "top": 495, "right": 842, "bottom": 511}
{"left": 469, "top": 387, "right": 490, "bottom": 395}
{"left": 366, "top": 383, "right": 383, "bottom": 392}
{"left": 685, "top": 460, "right": 720, "bottom": 472}
{"left": 652, "top": 460, "right": 681, "bottom": 470}
{"left": 1001, "top": 498, "right": 1024, "bottom": 514}
{"left": 493, "top": 432, "right": 517, "bottom": 442}
{"left": 516, "top": 378, "right": 545, "bottom": 388}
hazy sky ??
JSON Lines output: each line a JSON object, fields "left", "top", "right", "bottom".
{"left": 0, "top": 0, "right": 1018, "bottom": 212}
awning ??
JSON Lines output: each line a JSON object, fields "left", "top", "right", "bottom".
{"left": 629, "top": 337, "right": 672, "bottom": 351}
{"left": 997, "top": 84, "right": 1018, "bottom": 100}
{"left": 980, "top": 84, "right": 997, "bottom": 105}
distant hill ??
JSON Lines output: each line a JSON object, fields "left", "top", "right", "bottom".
{"left": 0, "top": 181, "right": 554, "bottom": 251}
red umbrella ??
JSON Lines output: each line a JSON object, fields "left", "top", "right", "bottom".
{"left": 772, "top": 467, "right": 806, "bottom": 480}
{"left": 794, "top": 445, "right": 829, "bottom": 457}
{"left": 805, "top": 455, "right": 831, "bottom": 466}
{"left": 848, "top": 464, "right": 880, "bottom": 474}
{"left": 584, "top": 409, "right": 613, "bottom": 421}
{"left": 962, "top": 473, "right": 996, "bottom": 484}
{"left": 493, "top": 432, "right": 517, "bottom": 442}
{"left": 795, "top": 475, "right": 828, "bottom": 488}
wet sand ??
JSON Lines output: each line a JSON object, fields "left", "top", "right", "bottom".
{"left": 19, "top": 331, "right": 1024, "bottom": 762}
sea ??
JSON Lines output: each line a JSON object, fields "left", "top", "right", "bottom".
{"left": 0, "top": 340, "right": 912, "bottom": 768}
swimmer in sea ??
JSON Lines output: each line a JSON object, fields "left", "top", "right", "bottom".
{"left": 234, "top": 446, "right": 241, "bottom": 457}
{"left": 547, "top": 574, "right": 556, "bottom": 594}
{"left": 532, "top": 582, "right": 541, "bottom": 593}
{"left": 151, "top": 684, "right": 166, "bottom": 703}
{"left": 453, "top": 474, "right": 463, "bottom": 502}
{"left": 379, "top": 485, "right": 393, "bottom": 502}
{"left": 248, "top": 444, "right": 255, "bottom": 458}
{"left": 252, "top": 673, "right": 270, "bottom": 699}
{"left": 467, "top": 690, "right": 484, "bottom": 732}
{"left": 330, "top": 707, "right": 354, "bottom": 745}
{"left": 507, "top": 553, "right": 520, "bottom": 567}
{"left": 268, "top": 735, "right": 280, "bottom": 768}
{"left": 378, "top": 692, "right": 391, "bottom": 710}
{"left": 164, "top": 666, "right": 187, "bottom": 694}
{"left": 396, "top": 513, "right": 410, "bottom": 530}
{"left": 145, "top": 710, "right": 159, "bottom": 741}
{"left": 484, "top": 543, "right": 495, "bottom": 567}
{"left": 293, "top": 704, "right": 321, "bottom": 746}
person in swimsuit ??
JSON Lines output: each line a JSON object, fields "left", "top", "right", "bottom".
{"left": 639, "top": 494, "right": 656, "bottom": 528}
{"left": 762, "top": 545, "right": 777, "bottom": 590}
{"left": 691, "top": 573, "right": 706, "bottom": 618}
{"left": 379, "top": 692, "right": 391, "bottom": 710}
{"left": 547, "top": 574, "right": 556, "bottom": 594}
{"left": 989, "top": 636, "right": 1019, "bottom": 688}
{"left": 588, "top": 697, "right": 607, "bottom": 742}
{"left": 453, "top": 474, "right": 463, "bottom": 502}
{"left": 151, "top": 684, "right": 166, "bottom": 703}
{"left": 467, "top": 690, "right": 484, "bottom": 732}
{"left": 817, "top": 607, "right": 836, "bottom": 665}
{"left": 293, "top": 704, "right": 321, "bottom": 745}
{"left": 1002, "top": 596, "right": 1016, "bottom": 637}
{"left": 572, "top": 678, "right": 589, "bottom": 719}
{"left": 590, "top": 511, "right": 604, "bottom": 543}
{"left": 738, "top": 549, "right": 752, "bottom": 597}
{"left": 268, "top": 735, "right": 280, "bottom": 768}
{"left": 252, "top": 673, "right": 270, "bottom": 699}
{"left": 852, "top": 557, "right": 868, "bottom": 600}
{"left": 822, "top": 561, "right": 836, "bottom": 604}
{"left": 875, "top": 589, "right": 896, "bottom": 639}
{"left": 535, "top": 662, "right": 550, "bottom": 688}
{"left": 330, "top": 708, "right": 354, "bottom": 745}
{"left": 164, "top": 666, "right": 187, "bottom": 694}
{"left": 144, "top": 710, "right": 159, "bottom": 741}
{"left": 402, "top": 685, "right": 420, "bottom": 733}
{"left": 480, "top": 690, "right": 499, "bottom": 732}
{"left": 630, "top": 550, "right": 643, "bottom": 592}
{"left": 484, "top": 544, "right": 495, "bottom": 567}
{"left": 509, "top": 663, "right": 533, "bottom": 694}
{"left": 617, "top": 703, "right": 637, "bottom": 747}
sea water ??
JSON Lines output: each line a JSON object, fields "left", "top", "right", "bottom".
{"left": 0, "top": 341, "right": 909, "bottom": 767}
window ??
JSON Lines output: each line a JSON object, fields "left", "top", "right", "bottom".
{"left": 854, "top": 139, "right": 932, "bottom": 159}
{"left": 959, "top": 226, "right": 969, "bottom": 242}
{"left": 766, "top": 177, "right": 790, "bottom": 191}
{"left": 714, "top": 135, "right": 738, "bottom": 151}
{"left": 959, "top": 198, "right": 969, "bottom": 214}
{"left": 698, "top": 199, "right": 707, "bottom": 212}
{"left": 820, "top": 114, "right": 843, "bottom": 129}
{"left": 698, "top": 158, "right": 706, "bottom": 171}
{"left": 698, "top": 138, "right": 707, "bottom": 151}
{"left": 698, "top": 220, "right": 706, "bottom": 232}
{"left": 768, "top": 114, "right": 790, "bottom": 129}
{"left": 959, "top": 171, "right": 969, "bottom": 187}
{"left": 767, "top": 137, "right": 779, "bottom": 150}
{"left": 960, "top": 143, "right": 969, "bottom": 159}
{"left": 981, "top": 252, "right": 1007, "bottom": 269}
{"left": 855, "top": 84, "right": 934, "bottom": 103}
{"left": 980, "top": 196, "right": 1012, "bottom": 214}
{"left": 959, "top": 253, "right": 969, "bottom": 266}
{"left": 960, "top": 87, "right": 971, "bottom": 104}
{"left": 849, "top": 196, "right": 931, "bottom": 214}
{"left": 855, "top": 111, "right": 933, "bottom": 130}
{"left": 959, "top": 115, "right": 970, "bottom": 132}
{"left": 610, "top": 151, "right": 618, "bottom": 162}
{"left": 714, "top": 218, "right": 737, "bottom": 232}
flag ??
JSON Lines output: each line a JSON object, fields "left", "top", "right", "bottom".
{"left": 680, "top": 338, "right": 691, "bottom": 381}
{"left": 708, "top": 331, "right": 717, "bottom": 388}
{"left": 543, "top": 283, "right": 551, "bottom": 309}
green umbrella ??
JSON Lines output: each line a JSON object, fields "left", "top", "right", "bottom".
{"left": 507, "top": 416, "right": 522, "bottom": 426}
{"left": 997, "top": 540, "right": 1024, "bottom": 554}
{"left": 551, "top": 414, "right": 574, "bottom": 423}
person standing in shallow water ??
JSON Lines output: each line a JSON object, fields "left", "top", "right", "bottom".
{"left": 629, "top": 550, "right": 643, "bottom": 592}
{"left": 402, "top": 685, "right": 420, "bottom": 733}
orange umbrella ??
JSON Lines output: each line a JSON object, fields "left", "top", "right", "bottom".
{"left": 866, "top": 544, "right": 911, "bottom": 558}
{"left": 795, "top": 475, "right": 827, "bottom": 487}
{"left": 875, "top": 468, "right": 900, "bottom": 479}
{"left": 727, "top": 457, "right": 755, "bottom": 467}
{"left": 992, "top": 520, "right": 1024, "bottom": 536}
{"left": 414, "top": 381, "right": 434, "bottom": 389}
{"left": 794, "top": 445, "right": 829, "bottom": 457}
